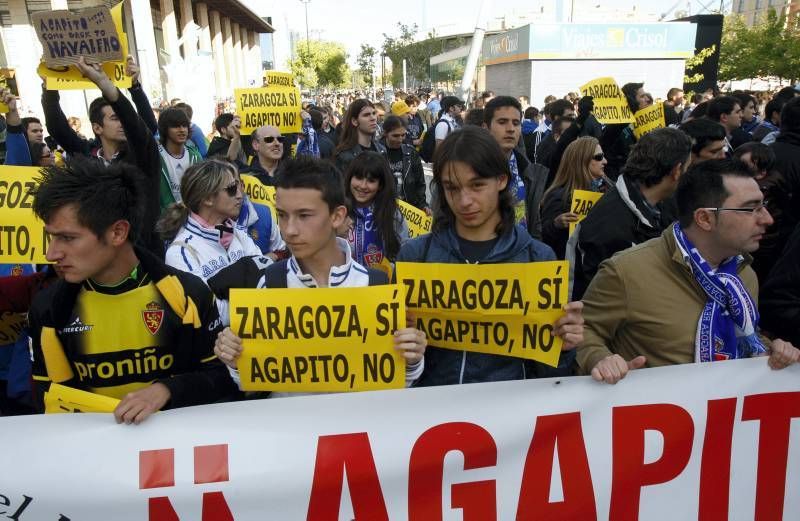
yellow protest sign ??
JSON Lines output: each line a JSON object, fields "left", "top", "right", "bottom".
{"left": 241, "top": 174, "right": 277, "bottom": 224}
{"left": 633, "top": 103, "right": 666, "bottom": 140}
{"left": 33, "top": 6, "right": 123, "bottom": 68}
{"left": 0, "top": 68, "right": 18, "bottom": 112}
{"left": 237, "top": 71, "right": 301, "bottom": 134}
{"left": 44, "top": 383, "right": 120, "bottom": 414}
{"left": 0, "top": 166, "right": 51, "bottom": 264}
{"left": 38, "top": 1, "right": 131, "bottom": 91}
{"left": 396, "top": 262, "right": 567, "bottom": 367}
{"left": 231, "top": 285, "right": 406, "bottom": 392}
{"left": 580, "top": 77, "right": 633, "bottom": 124}
{"left": 569, "top": 189, "right": 603, "bottom": 235}
{"left": 397, "top": 200, "right": 431, "bottom": 239}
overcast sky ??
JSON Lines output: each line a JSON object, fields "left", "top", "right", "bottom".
{"left": 242, "top": 0, "right": 726, "bottom": 67}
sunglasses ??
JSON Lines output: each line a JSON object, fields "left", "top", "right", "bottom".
{"left": 222, "top": 180, "right": 243, "bottom": 197}
{"left": 262, "top": 136, "right": 285, "bottom": 144}
{"left": 592, "top": 153, "right": 605, "bottom": 161}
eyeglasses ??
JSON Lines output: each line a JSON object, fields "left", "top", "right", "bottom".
{"left": 222, "top": 180, "right": 243, "bottom": 197}
{"left": 262, "top": 136, "right": 285, "bottom": 144}
{"left": 591, "top": 153, "right": 605, "bottom": 161}
{"left": 702, "top": 202, "right": 770, "bottom": 215}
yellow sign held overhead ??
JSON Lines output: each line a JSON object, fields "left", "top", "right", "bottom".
{"left": 579, "top": 77, "right": 633, "bottom": 124}
{"left": 237, "top": 71, "right": 302, "bottom": 134}
{"left": 38, "top": 1, "right": 131, "bottom": 91}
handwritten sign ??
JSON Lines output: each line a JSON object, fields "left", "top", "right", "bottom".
{"left": 38, "top": 2, "right": 131, "bottom": 91}
{"left": 33, "top": 6, "right": 123, "bottom": 67}
{"left": 231, "top": 285, "right": 406, "bottom": 392}
{"left": 396, "top": 262, "right": 568, "bottom": 367}
{"left": 580, "top": 77, "right": 633, "bottom": 124}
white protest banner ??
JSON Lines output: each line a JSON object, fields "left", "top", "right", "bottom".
{"left": 2, "top": 359, "right": 798, "bottom": 520}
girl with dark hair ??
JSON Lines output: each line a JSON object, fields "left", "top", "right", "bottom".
{"left": 381, "top": 115, "right": 429, "bottom": 211}
{"left": 29, "top": 141, "right": 54, "bottom": 167}
{"left": 343, "top": 152, "right": 409, "bottom": 272}
{"left": 335, "top": 99, "right": 387, "bottom": 173}
{"left": 160, "top": 159, "right": 262, "bottom": 282}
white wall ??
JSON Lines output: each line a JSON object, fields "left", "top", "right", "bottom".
{"left": 528, "top": 59, "right": 687, "bottom": 108}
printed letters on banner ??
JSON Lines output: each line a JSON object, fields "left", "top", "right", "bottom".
{"left": 396, "top": 261, "right": 567, "bottom": 366}
{"left": 569, "top": 189, "right": 603, "bottom": 235}
{"left": 580, "top": 77, "right": 633, "bottom": 124}
{"left": 230, "top": 285, "right": 406, "bottom": 392}
{"left": 236, "top": 71, "right": 302, "bottom": 134}
{"left": 0, "top": 166, "right": 50, "bottom": 264}
{"left": 37, "top": 2, "right": 131, "bottom": 90}
{"left": 633, "top": 102, "right": 666, "bottom": 140}
{"left": 397, "top": 200, "right": 431, "bottom": 239}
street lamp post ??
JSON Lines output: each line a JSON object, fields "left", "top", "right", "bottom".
{"left": 300, "top": 0, "right": 311, "bottom": 56}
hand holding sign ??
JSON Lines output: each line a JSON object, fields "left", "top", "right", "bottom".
{"left": 591, "top": 354, "right": 647, "bottom": 385}
{"left": 554, "top": 301, "right": 585, "bottom": 349}
{"left": 215, "top": 327, "right": 244, "bottom": 369}
{"left": 124, "top": 54, "right": 140, "bottom": 85}
{"left": 1, "top": 88, "right": 19, "bottom": 126}
{"left": 75, "top": 56, "right": 118, "bottom": 102}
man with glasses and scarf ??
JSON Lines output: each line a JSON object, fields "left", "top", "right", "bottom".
{"left": 245, "top": 125, "right": 286, "bottom": 186}
{"left": 576, "top": 158, "right": 800, "bottom": 384}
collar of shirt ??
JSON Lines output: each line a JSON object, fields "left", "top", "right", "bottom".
{"left": 287, "top": 237, "right": 361, "bottom": 288}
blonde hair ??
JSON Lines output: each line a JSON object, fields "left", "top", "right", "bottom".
{"left": 542, "top": 136, "right": 599, "bottom": 211}
{"left": 156, "top": 159, "right": 237, "bottom": 241}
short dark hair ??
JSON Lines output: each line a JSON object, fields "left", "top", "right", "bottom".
{"left": 622, "top": 82, "right": 644, "bottom": 113}
{"left": 308, "top": 109, "right": 324, "bottom": 131}
{"left": 382, "top": 114, "right": 407, "bottom": 134}
{"left": 463, "top": 108, "right": 485, "bottom": 127}
{"left": 480, "top": 91, "right": 495, "bottom": 100}
{"left": 733, "top": 142, "right": 775, "bottom": 173}
{"left": 707, "top": 96, "right": 740, "bottom": 122}
{"left": 524, "top": 106, "right": 539, "bottom": 120}
{"left": 780, "top": 97, "right": 800, "bottom": 133}
{"left": 732, "top": 92, "right": 756, "bottom": 112}
{"left": 764, "top": 98, "right": 785, "bottom": 122}
{"left": 676, "top": 158, "right": 752, "bottom": 228}
{"left": 214, "top": 113, "right": 234, "bottom": 133}
{"left": 774, "top": 86, "right": 799, "bottom": 103}
{"left": 483, "top": 96, "right": 522, "bottom": 126}
{"left": 622, "top": 128, "right": 692, "bottom": 188}
{"left": 431, "top": 126, "right": 515, "bottom": 236}
{"left": 680, "top": 119, "right": 727, "bottom": 155}
{"left": 550, "top": 99, "right": 574, "bottom": 119}
{"left": 158, "top": 108, "right": 191, "bottom": 146}
{"left": 274, "top": 156, "right": 344, "bottom": 212}
{"left": 172, "top": 102, "right": 193, "bottom": 121}
{"left": 689, "top": 101, "right": 709, "bottom": 119}
{"left": 32, "top": 158, "right": 146, "bottom": 243}
{"left": 667, "top": 87, "right": 683, "bottom": 101}
{"left": 405, "top": 94, "right": 420, "bottom": 106}
{"left": 21, "top": 117, "right": 41, "bottom": 132}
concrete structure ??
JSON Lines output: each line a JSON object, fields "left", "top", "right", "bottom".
{"left": 731, "top": 0, "right": 799, "bottom": 26}
{"left": 430, "top": 22, "right": 697, "bottom": 109}
{"left": 0, "top": 0, "right": 273, "bottom": 131}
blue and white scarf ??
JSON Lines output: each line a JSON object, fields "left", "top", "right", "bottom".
{"left": 672, "top": 222, "right": 767, "bottom": 362}
{"left": 349, "top": 205, "right": 382, "bottom": 268}
{"left": 508, "top": 152, "right": 527, "bottom": 226}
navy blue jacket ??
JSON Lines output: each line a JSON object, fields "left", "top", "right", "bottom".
{"left": 397, "top": 225, "right": 572, "bottom": 386}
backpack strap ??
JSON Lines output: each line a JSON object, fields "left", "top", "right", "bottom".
{"left": 263, "top": 258, "right": 289, "bottom": 288}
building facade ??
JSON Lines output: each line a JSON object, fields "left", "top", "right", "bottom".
{"left": 731, "top": 0, "right": 799, "bottom": 25}
{"left": 0, "top": 0, "right": 272, "bottom": 130}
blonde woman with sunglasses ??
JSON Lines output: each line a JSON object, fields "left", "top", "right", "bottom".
{"left": 159, "top": 159, "right": 263, "bottom": 282}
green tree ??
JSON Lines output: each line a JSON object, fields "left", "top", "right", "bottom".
{"left": 357, "top": 44, "right": 377, "bottom": 87}
{"left": 382, "top": 23, "right": 442, "bottom": 87}
{"left": 287, "top": 40, "right": 350, "bottom": 90}
{"left": 684, "top": 45, "right": 716, "bottom": 86}
{"left": 719, "top": 10, "right": 800, "bottom": 83}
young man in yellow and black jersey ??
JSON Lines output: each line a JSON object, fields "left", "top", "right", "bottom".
{"left": 28, "top": 159, "right": 238, "bottom": 424}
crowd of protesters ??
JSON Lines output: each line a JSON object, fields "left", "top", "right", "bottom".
{"left": 1, "top": 53, "right": 800, "bottom": 422}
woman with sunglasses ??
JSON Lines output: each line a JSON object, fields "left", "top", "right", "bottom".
{"left": 160, "top": 159, "right": 263, "bottom": 282}
{"left": 541, "top": 136, "right": 610, "bottom": 259}
{"left": 343, "top": 152, "right": 409, "bottom": 275}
